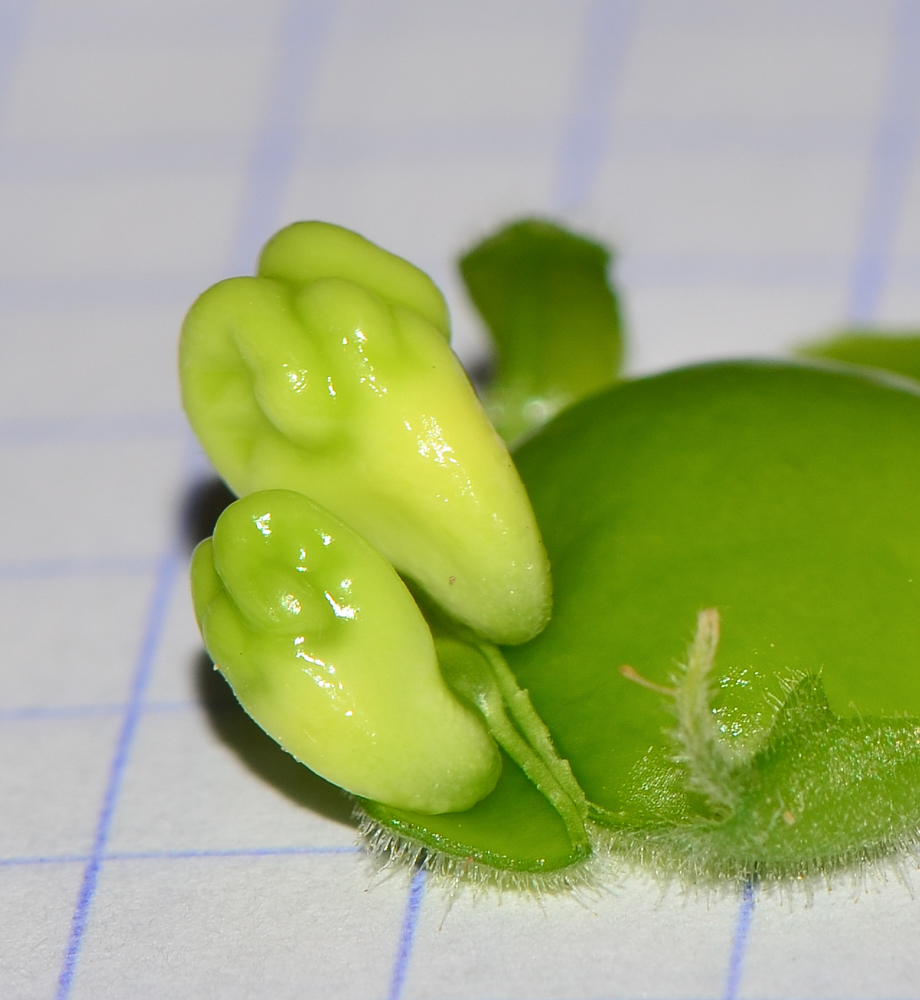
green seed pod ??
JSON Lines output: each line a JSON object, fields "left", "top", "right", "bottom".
{"left": 190, "top": 488, "right": 501, "bottom": 814}
{"left": 509, "top": 360, "right": 920, "bottom": 876}
{"left": 179, "top": 222, "right": 550, "bottom": 646}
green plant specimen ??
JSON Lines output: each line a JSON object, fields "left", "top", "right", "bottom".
{"left": 183, "top": 219, "right": 920, "bottom": 888}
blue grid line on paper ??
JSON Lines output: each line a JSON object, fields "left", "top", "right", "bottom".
{"left": 227, "top": 0, "right": 335, "bottom": 276}
{"left": 0, "top": 853, "right": 87, "bottom": 868}
{"left": 388, "top": 866, "right": 427, "bottom": 1000}
{"left": 0, "top": 554, "right": 158, "bottom": 582}
{"left": 141, "top": 698, "right": 200, "bottom": 714}
{"left": 0, "top": 247, "right": 893, "bottom": 315}
{"left": 0, "top": 274, "right": 213, "bottom": 311}
{"left": 847, "top": 0, "right": 920, "bottom": 325}
{"left": 0, "top": 694, "right": 292, "bottom": 724}
{"left": 54, "top": 546, "right": 182, "bottom": 1000}
{"left": 0, "top": 845, "right": 359, "bottom": 869}
{"left": 3, "top": 116, "right": 910, "bottom": 186}
{"left": 0, "top": 0, "right": 32, "bottom": 125}
{"left": 0, "top": 703, "right": 125, "bottom": 723}
{"left": 0, "top": 698, "right": 243, "bottom": 724}
{"left": 723, "top": 880, "right": 755, "bottom": 1000}
{"left": 0, "top": 412, "right": 186, "bottom": 447}
{"left": 105, "top": 845, "right": 360, "bottom": 861}
{"left": 552, "top": 0, "right": 640, "bottom": 213}
{"left": 618, "top": 253, "right": 851, "bottom": 287}
{"left": 47, "top": 6, "right": 336, "bottom": 990}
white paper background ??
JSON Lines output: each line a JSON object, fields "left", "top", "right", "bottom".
{"left": 2, "top": 1, "right": 920, "bottom": 997}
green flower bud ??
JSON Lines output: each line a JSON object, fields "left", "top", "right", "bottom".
{"left": 179, "top": 222, "right": 550, "bottom": 646}
{"left": 191, "top": 489, "right": 501, "bottom": 814}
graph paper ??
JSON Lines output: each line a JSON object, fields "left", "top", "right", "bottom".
{"left": 2, "top": 1, "right": 920, "bottom": 997}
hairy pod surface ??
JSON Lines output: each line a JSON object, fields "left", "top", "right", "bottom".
{"left": 511, "top": 360, "right": 920, "bottom": 875}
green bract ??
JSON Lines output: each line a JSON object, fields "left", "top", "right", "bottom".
{"left": 191, "top": 489, "right": 500, "bottom": 814}
{"left": 460, "top": 219, "right": 622, "bottom": 444}
{"left": 180, "top": 221, "right": 550, "bottom": 646}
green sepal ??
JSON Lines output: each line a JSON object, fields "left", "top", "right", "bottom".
{"left": 360, "top": 749, "right": 589, "bottom": 875}
{"left": 460, "top": 218, "right": 622, "bottom": 444}
{"left": 435, "top": 634, "right": 589, "bottom": 852}
{"left": 358, "top": 589, "right": 591, "bottom": 874}
{"left": 718, "top": 675, "right": 920, "bottom": 871}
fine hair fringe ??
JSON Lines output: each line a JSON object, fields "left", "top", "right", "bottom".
{"left": 354, "top": 803, "right": 608, "bottom": 902}
{"left": 597, "top": 824, "right": 920, "bottom": 903}
{"left": 355, "top": 801, "right": 920, "bottom": 904}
